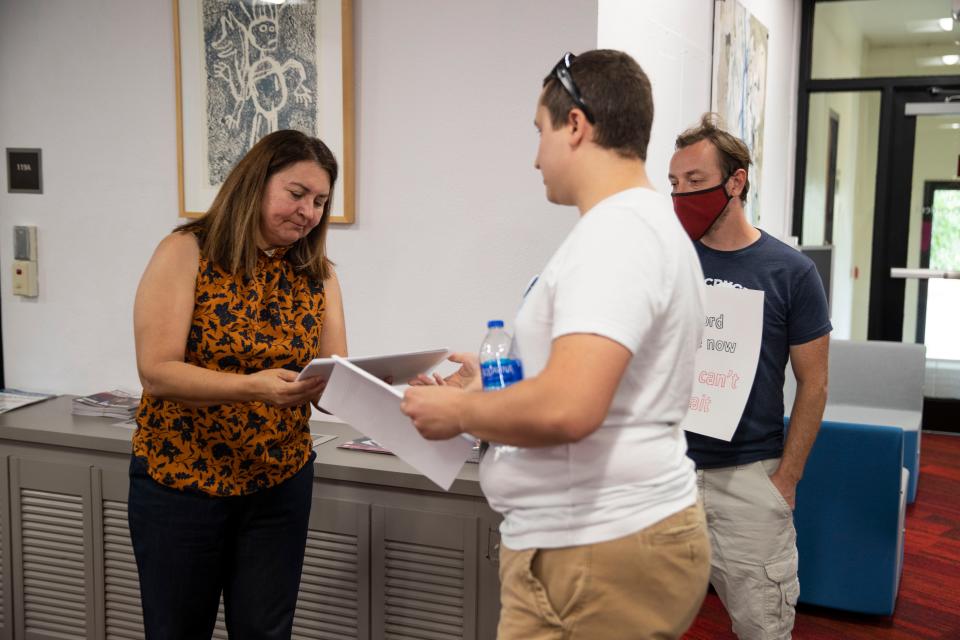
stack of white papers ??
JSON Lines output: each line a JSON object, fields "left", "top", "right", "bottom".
{"left": 297, "top": 348, "right": 449, "bottom": 382}
{"left": 319, "top": 356, "right": 474, "bottom": 491}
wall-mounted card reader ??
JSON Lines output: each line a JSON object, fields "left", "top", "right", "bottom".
{"left": 12, "top": 225, "right": 38, "bottom": 297}
{"left": 14, "top": 225, "right": 37, "bottom": 261}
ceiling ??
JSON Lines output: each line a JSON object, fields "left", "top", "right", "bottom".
{"left": 817, "top": 0, "right": 960, "bottom": 46}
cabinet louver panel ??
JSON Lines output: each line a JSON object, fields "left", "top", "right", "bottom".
{"left": 21, "top": 488, "right": 87, "bottom": 639}
{"left": 292, "top": 529, "right": 361, "bottom": 640}
{"left": 103, "top": 500, "right": 144, "bottom": 640}
{"left": 101, "top": 509, "right": 361, "bottom": 640}
{"left": 0, "top": 485, "right": 5, "bottom": 631}
{"left": 383, "top": 540, "right": 465, "bottom": 640}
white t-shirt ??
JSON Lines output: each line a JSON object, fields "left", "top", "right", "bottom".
{"left": 479, "top": 187, "right": 706, "bottom": 550}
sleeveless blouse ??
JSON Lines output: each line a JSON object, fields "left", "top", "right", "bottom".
{"left": 133, "top": 242, "right": 325, "bottom": 496}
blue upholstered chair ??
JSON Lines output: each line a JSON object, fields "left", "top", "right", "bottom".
{"left": 784, "top": 339, "right": 925, "bottom": 503}
{"left": 787, "top": 417, "right": 908, "bottom": 615}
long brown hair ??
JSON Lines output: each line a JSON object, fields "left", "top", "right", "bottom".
{"left": 177, "top": 130, "right": 338, "bottom": 281}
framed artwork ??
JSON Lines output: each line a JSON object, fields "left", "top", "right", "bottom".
{"left": 174, "top": 0, "right": 355, "bottom": 223}
{"left": 711, "top": 0, "right": 768, "bottom": 225}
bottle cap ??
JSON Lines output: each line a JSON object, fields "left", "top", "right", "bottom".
{"left": 487, "top": 320, "right": 504, "bottom": 329}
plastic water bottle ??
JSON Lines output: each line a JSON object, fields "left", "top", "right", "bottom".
{"left": 480, "top": 320, "right": 524, "bottom": 391}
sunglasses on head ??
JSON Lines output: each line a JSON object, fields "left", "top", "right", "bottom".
{"left": 551, "top": 52, "right": 595, "bottom": 124}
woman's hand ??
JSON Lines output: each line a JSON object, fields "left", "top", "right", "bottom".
{"left": 249, "top": 369, "right": 327, "bottom": 407}
{"left": 409, "top": 353, "right": 482, "bottom": 391}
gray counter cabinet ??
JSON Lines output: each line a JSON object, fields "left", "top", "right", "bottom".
{"left": 8, "top": 451, "right": 99, "bottom": 640}
{"left": 0, "top": 398, "right": 503, "bottom": 640}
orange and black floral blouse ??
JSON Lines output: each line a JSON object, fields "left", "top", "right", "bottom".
{"left": 133, "top": 243, "right": 325, "bottom": 496}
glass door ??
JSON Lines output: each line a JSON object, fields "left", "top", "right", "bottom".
{"left": 901, "top": 112, "right": 960, "bottom": 360}
{"left": 896, "top": 109, "right": 960, "bottom": 401}
{"left": 796, "top": 0, "right": 960, "bottom": 409}
{"left": 913, "top": 181, "right": 960, "bottom": 359}
{"left": 800, "top": 91, "right": 881, "bottom": 341}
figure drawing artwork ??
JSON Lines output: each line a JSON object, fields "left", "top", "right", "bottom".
{"left": 203, "top": 0, "right": 318, "bottom": 186}
{"left": 711, "top": 0, "right": 769, "bottom": 224}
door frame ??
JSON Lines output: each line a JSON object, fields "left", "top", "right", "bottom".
{"left": 824, "top": 109, "right": 839, "bottom": 245}
{"left": 916, "top": 181, "right": 960, "bottom": 344}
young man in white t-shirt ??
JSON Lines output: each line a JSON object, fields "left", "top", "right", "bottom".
{"left": 401, "top": 49, "right": 710, "bottom": 639}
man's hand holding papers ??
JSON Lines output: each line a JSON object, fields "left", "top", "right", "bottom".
{"left": 401, "top": 385, "right": 468, "bottom": 440}
{"left": 320, "top": 356, "right": 473, "bottom": 491}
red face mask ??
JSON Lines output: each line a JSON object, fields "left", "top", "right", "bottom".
{"left": 671, "top": 181, "right": 732, "bottom": 240}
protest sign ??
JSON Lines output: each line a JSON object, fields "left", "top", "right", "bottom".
{"left": 683, "top": 286, "right": 764, "bottom": 441}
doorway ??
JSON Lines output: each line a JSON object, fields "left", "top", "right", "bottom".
{"left": 915, "top": 181, "right": 960, "bottom": 355}
{"left": 795, "top": 0, "right": 960, "bottom": 416}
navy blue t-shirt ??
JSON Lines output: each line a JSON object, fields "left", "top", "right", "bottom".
{"left": 686, "top": 230, "right": 832, "bottom": 469}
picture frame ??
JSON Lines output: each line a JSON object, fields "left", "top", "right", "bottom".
{"left": 6, "top": 148, "right": 43, "bottom": 194}
{"left": 173, "top": 0, "right": 355, "bottom": 223}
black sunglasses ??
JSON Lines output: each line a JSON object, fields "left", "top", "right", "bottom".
{"left": 551, "top": 52, "right": 595, "bottom": 124}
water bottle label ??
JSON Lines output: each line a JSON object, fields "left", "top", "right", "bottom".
{"left": 481, "top": 358, "right": 523, "bottom": 390}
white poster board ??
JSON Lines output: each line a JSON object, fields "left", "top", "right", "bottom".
{"left": 682, "top": 287, "right": 764, "bottom": 441}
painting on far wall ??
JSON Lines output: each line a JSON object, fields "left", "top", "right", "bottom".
{"left": 203, "top": 0, "right": 317, "bottom": 185}
{"left": 711, "top": 0, "right": 769, "bottom": 225}
{"left": 174, "top": 0, "right": 355, "bottom": 223}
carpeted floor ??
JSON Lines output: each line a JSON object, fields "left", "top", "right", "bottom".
{"left": 683, "top": 432, "right": 960, "bottom": 639}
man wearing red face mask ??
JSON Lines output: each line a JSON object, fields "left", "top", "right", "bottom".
{"left": 669, "top": 114, "right": 831, "bottom": 640}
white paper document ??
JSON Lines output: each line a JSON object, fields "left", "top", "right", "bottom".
{"left": 297, "top": 348, "right": 449, "bottom": 383}
{"left": 319, "top": 357, "right": 474, "bottom": 491}
{"left": 311, "top": 434, "right": 337, "bottom": 449}
{"left": 682, "top": 287, "right": 765, "bottom": 441}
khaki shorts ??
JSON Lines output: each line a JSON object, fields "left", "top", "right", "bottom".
{"left": 697, "top": 458, "right": 800, "bottom": 640}
{"left": 497, "top": 502, "right": 711, "bottom": 640}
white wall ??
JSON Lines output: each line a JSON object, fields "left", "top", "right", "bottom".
{"left": 596, "top": 0, "right": 713, "bottom": 196}
{"left": 597, "top": 0, "right": 801, "bottom": 239}
{"left": 802, "top": 7, "right": 881, "bottom": 340}
{"left": 332, "top": 0, "right": 597, "bottom": 361}
{"left": 0, "top": 0, "right": 178, "bottom": 394}
{"left": 0, "top": 0, "right": 598, "bottom": 394}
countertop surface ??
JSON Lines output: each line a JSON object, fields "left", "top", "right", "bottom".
{"left": 0, "top": 395, "right": 483, "bottom": 498}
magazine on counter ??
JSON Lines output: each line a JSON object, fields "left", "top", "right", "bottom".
{"left": 72, "top": 389, "right": 141, "bottom": 419}
{"left": 338, "top": 436, "right": 393, "bottom": 454}
{"left": 338, "top": 436, "right": 484, "bottom": 464}
{"left": 0, "top": 389, "right": 56, "bottom": 415}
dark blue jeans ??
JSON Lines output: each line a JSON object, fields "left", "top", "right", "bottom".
{"left": 128, "top": 454, "right": 314, "bottom": 640}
